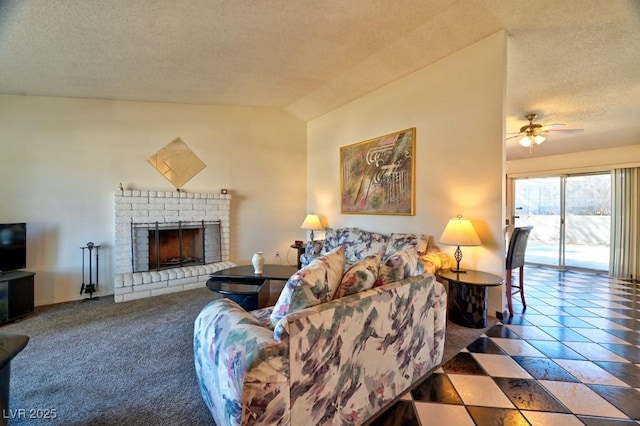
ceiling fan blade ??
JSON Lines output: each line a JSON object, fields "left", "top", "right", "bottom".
{"left": 545, "top": 128, "right": 584, "bottom": 134}
{"left": 539, "top": 124, "right": 566, "bottom": 131}
{"left": 506, "top": 134, "right": 522, "bottom": 140}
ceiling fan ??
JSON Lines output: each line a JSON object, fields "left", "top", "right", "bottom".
{"left": 507, "top": 113, "right": 583, "bottom": 149}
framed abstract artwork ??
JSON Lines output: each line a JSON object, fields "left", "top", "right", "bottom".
{"left": 340, "top": 128, "right": 415, "bottom": 215}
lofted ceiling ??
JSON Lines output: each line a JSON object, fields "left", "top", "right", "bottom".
{"left": 1, "top": 0, "right": 638, "bottom": 161}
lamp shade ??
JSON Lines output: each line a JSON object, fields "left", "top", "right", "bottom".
{"left": 300, "top": 214, "right": 323, "bottom": 242}
{"left": 439, "top": 215, "right": 481, "bottom": 247}
{"left": 300, "top": 214, "right": 323, "bottom": 231}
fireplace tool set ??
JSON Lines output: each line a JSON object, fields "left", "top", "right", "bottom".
{"left": 80, "top": 242, "right": 100, "bottom": 301}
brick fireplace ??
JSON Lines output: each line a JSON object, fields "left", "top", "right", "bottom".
{"left": 114, "top": 190, "right": 235, "bottom": 302}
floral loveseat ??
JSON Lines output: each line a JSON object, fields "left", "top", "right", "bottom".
{"left": 194, "top": 228, "right": 451, "bottom": 425}
{"left": 300, "top": 227, "right": 452, "bottom": 275}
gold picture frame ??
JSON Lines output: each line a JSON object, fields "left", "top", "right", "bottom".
{"left": 340, "top": 128, "right": 415, "bottom": 215}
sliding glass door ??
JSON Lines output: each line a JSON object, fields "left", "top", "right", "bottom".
{"left": 513, "top": 177, "right": 562, "bottom": 267}
{"left": 512, "top": 174, "right": 610, "bottom": 272}
{"left": 564, "top": 174, "right": 610, "bottom": 270}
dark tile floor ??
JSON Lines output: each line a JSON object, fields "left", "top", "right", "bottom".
{"left": 371, "top": 266, "right": 640, "bottom": 425}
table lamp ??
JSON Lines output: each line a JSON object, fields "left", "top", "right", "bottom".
{"left": 300, "top": 214, "right": 323, "bottom": 241}
{"left": 438, "top": 214, "right": 481, "bottom": 273}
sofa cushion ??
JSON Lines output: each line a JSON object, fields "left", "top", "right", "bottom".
{"left": 383, "top": 233, "right": 432, "bottom": 261}
{"left": 323, "top": 227, "right": 390, "bottom": 265}
{"left": 375, "top": 247, "right": 419, "bottom": 287}
{"left": 334, "top": 255, "right": 380, "bottom": 299}
{"left": 270, "top": 246, "right": 345, "bottom": 327}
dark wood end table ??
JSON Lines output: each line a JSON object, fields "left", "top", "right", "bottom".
{"left": 206, "top": 281, "right": 269, "bottom": 311}
{"left": 437, "top": 269, "right": 503, "bottom": 328}
{"left": 291, "top": 244, "right": 304, "bottom": 269}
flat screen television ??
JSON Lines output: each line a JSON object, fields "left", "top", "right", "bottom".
{"left": 0, "top": 223, "right": 27, "bottom": 273}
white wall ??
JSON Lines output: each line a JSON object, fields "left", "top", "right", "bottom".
{"left": 307, "top": 32, "right": 508, "bottom": 315}
{"left": 0, "top": 95, "right": 307, "bottom": 305}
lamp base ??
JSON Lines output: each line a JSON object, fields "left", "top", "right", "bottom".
{"left": 451, "top": 247, "right": 467, "bottom": 273}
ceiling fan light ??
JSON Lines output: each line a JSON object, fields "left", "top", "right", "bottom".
{"left": 519, "top": 136, "right": 532, "bottom": 147}
{"left": 534, "top": 135, "right": 546, "bottom": 144}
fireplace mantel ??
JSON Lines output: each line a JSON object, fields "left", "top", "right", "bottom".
{"left": 113, "top": 190, "right": 234, "bottom": 302}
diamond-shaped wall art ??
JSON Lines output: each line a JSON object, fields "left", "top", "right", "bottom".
{"left": 147, "top": 138, "right": 206, "bottom": 190}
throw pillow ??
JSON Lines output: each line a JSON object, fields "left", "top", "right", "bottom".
{"left": 322, "top": 227, "right": 390, "bottom": 263}
{"left": 334, "top": 255, "right": 380, "bottom": 299}
{"left": 343, "top": 228, "right": 389, "bottom": 263}
{"left": 269, "top": 246, "right": 345, "bottom": 327}
{"left": 383, "top": 233, "right": 432, "bottom": 260}
{"left": 375, "top": 247, "right": 419, "bottom": 287}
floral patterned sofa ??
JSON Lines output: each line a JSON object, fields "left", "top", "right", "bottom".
{"left": 194, "top": 228, "right": 451, "bottom": 425}
{"left": 300, "top": 227, "right": 451, "bottom": 275}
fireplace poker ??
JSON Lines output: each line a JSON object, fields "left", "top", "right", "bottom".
{"left": 79, "top": 246, "right": 86, "bottom": 295}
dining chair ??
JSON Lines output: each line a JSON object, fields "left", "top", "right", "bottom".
{"left": 506, "top": 226, "right": 533, "bottom": 317}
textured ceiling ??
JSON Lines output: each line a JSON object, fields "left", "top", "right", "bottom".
{"left": 1, "top": 0, "right": 638, "bottom": 161}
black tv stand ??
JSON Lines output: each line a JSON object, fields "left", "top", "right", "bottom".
{"left": 0, "top": 271, "right": 35, "bottom": 324}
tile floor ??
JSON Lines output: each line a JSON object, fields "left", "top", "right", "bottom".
{"left": 370, "top": 266, "right": 640, "bottom": 425}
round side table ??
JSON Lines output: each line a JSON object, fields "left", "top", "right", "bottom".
{"left": 437, "top": 269, "right": 503, "bottom": 328}
{"left": 206, "top": 280, "right": 268, "bottom": 311}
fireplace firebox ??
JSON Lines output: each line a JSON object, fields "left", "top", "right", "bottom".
{"left": 131, "top": 220, "right": 221, "bottom": 272}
